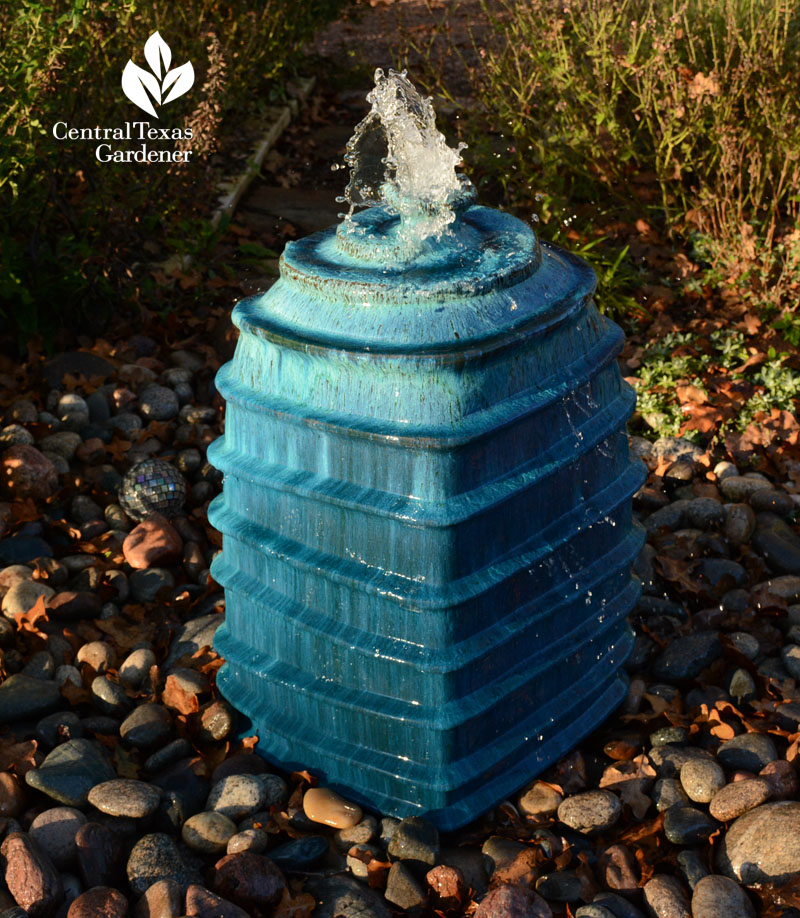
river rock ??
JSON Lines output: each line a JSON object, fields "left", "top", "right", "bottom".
{"left": 716, "top": 801, "right": 800, "bottom": 883}
{"left": 675, "top": 849, "right": 708, "bottom": 890}
{"left": 663, "top": 805, "right": 718, "bottom": 845}
{"left": 132, "top": 877, "right": 181, "bottom": 918}
{"left": 76, "top": 641, "right": 115, "bottom": 673}
{"left": 125, "top": 564, "right": 171, "bottom": 602}
{"left": 642, "top": 874, "right": 690, "bottom": 918}
{"left": 26, "top": 738, "right": 116, "bottom": 807}
{"left": 0, "top": 832, "right": 63, "bottom": 918}
{"left": 724, "top": 504, "right": 756, "bottom": 545}
{"left": 690, "top": 875, "right": 755, "bottom": 918}
{"left": 303, "top": 874, "right": 391, "bottom": 918}
{"left": 0, "top": 445, "right": 58, "bottom": 499}
{"left": 519, "top": 781, "right": 563, "bottom": 817}
{"left": 709, "top": 779, "right": 772, "bottom": 822}
{"left": 385, "top": 861, "right": 426, "bottom": 910}
{"left": 119, "top": 648, "right": 157, "bottom": 688}
{"left": 2, "top": 579, "right": 55, "bottom": 623}
{"left": 89, "top": 780, "right": 161, "bottom": 819}
{"left": 303, "top": 787, "right": 363, "bottom": 829}
{"left": 120, "top": 704, "right": 173, "bottom": 750}
{"left": 126, "top": 833, "right": 201, "bottom": 896}
{"left": 427, "top": 864, "right": 466, "bottom": 905}
{"left": 0, "top": 673, "right": 61, "bottom": 724}
{"left": 185, "top": 884, "right": 248, "bottom": 918}
{"left": 67, "top": 886, "right": 128, "bottom": 918}
{"left": 387, "top": 816, "right": 440, "bottom": 869}
{"left": 29, "top": 807, "right": 87, "bottom": 868}
{"left": 182, "top": 812, "right": 237, "bottom": 855}
{"left": 76, "top": 822, "right": 124, "bottom": 889}
{"left": 720, "top": 477, "right": 771, "bottom": 501}
{"left": 652, "top": 632, "right": 721, "bottom": 682}
{"left": 139, "top": 385, "right": 179, "bottom": 422}
{"left": 759, "top": 759, "right": 798, "bottom": 800}
{"left": 557, "top": 790, "right": 621, "bottom": 834}
{"left": 716, "top": 733, "right": 777, "bottom": 772}
{"left": 123, "top": 517, "right": 182, "bottom": 571}
{"left": 210, "top": 852, "right": 285, "bottom": 908}
{"left": 165, "top": 613, "right": 223, "bottom": 668}
{"left": 206, "top": 774, "right": 282, "bottom": 821}
{"left": 90, "top": 675, "right": 130, "bottom": 716}
{"left": 474, "top": 885, "right": 552, "bottom": 918}
{"left": 680, "top": 759, "right": 725, "bottom": 803}
{"left": 268, "top": 835, "right": 328, "bottom": 870}
{"left": 226, "top": 829, "right": 268, "bottom": 856}
{"left": 752, "top": 513, "right": 800, "bottom": 575}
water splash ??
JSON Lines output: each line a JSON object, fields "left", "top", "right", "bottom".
{"left": 339, "top": 68, "right": 471, "bottom": 250}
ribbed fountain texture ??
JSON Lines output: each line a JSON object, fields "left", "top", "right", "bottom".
{"left": 208, "top": 69, "right": 646, "bottom": 829}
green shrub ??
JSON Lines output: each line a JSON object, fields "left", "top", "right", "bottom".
{"left": 0, "top": 0, "right": 345, "bottom": 345}
{"left": 472, "top": 0, "right": 800, "bottom": 308}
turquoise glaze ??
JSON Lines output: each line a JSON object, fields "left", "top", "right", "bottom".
{"left": 208, "top": 195, "right": 646, "bottom": 830}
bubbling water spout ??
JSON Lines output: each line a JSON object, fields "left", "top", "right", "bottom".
{"left": 339, "top": 68, "right": 473, "bottom": 252}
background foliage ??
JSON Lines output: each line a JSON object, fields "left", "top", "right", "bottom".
{"left": 0, "top": 0, "right": 345, "bottom": 345}
{"left": 467, "top": 0, "right": 800, "bottom": 316}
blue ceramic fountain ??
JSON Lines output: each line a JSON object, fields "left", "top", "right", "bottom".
{"left": 208, "top": 69, "right": 646, "bottom": 830}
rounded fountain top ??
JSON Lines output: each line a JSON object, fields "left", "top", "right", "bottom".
{"left": 232, "top": 68, "right": 592, "bottom": 354}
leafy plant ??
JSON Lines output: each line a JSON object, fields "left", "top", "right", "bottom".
{"left": 462, "top": 0, "right": 800, "bottom": 312}
{"left": 0, "top": 0, "right": 346, "bottom": 345}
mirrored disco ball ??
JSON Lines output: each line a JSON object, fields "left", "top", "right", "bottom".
{"left": 119, "top": 459, "right": 187, "bottom": 521}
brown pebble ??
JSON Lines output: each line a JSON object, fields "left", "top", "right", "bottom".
{"left": 518, "top": 781, "right": 563, "bottom": 818}
{"left": 760, "top": 760, "right": 799, "bottom": 800}
{"left": 123, "top": 515, "right": 182, "bottom": 571}
{"left": 68, "top": 886, "right": 129, "bottom": 918}
{"left": 210, "top": 852, "right": 285, "bottom": 908}
{"left": 642, "top": 874, "right": 690, "bottom": 918}
{"left": 1, "top": 445, "right": 58, "bottom": 500}
{"left": 710, "top": 779, "right": 772, "bottom": 822}
{"left": 474, "top": 885, "right": 552, "bottom": 918}
{"left": 198, "top": 700, "right": 234, "bottom": 743}
{"left": 0, "top": 831, "right": 64, "bottom": 918}
{"left": 76, "top": 822, "right": 124, "bottom": 889}
{"left": 0, "top": 772, "right": 25, "bottom": 817}
{"left": 76, "top": 641, "right": 116, "bottom": 674}
{"left": 133, "top": 878, "right": 182, "bottom": 918}
{"left": 426, "top": 865, "right": 465, "bottom": 904}
{"left": 226, "top": 829, "right": 268, "bottom": 855}
{"left": 725, "top": 503, "right": 756, "bottom": 545}
{"left": 302, "top": 787, "right": 362, "bottom": 828}
{"left": 185, "top": 884, "right": 249, "bottom": 918}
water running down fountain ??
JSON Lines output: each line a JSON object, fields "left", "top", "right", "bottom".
{"left": 208, "top": 69, "right": 645, "bottom": 829}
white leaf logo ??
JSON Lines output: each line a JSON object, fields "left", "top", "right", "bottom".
{"left": 122, "top": 31, "right": 194, "bottom": 118}
{"left": 144, "top": 31, "right": 171, "bottom": 79}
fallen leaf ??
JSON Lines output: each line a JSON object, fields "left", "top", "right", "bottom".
{"left": 0, "top": 736, "right": 37, "bottom": 774}
{"left": 163, "top": 674, "right": 200, "bottom": 715}
{"left": 273, "top": 885, "right": 316, "bottom": 918}
{"left": 14, "top": 595, "right": 49, "bottom": 639}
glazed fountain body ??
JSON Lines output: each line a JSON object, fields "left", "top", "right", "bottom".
{"left": 208, "top": 71, "right": 645, "bottom": 829}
